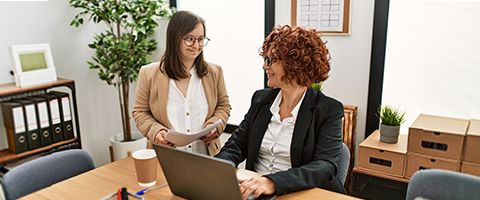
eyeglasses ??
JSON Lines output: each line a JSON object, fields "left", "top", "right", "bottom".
{"left": 182, "top": 35, "right": 210, "bottom": 47}
{"left": 264, "top": 57, "right": 275, "bottom": 66}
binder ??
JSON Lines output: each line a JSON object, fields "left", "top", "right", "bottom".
{"left": 1, "top": 102, "right": 29, "bottom": 153}
{"left": 30, "top": 95, "right": 53, "bottom": 146}
{"left": 49, "top": 91, "right": 74, "bottom": 140}
{"left": 13, "top": 99, "right": 41, "bottom": 149}
{"left": 42, "top": 93, "right": 64, "bottom": 142}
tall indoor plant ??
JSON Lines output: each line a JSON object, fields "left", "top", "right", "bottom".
{"left": 69, "top": 0, "right": 172, "bottom": 143}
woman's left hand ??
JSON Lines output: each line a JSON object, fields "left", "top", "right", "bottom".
{"left": 201, "top": 127, "right": 219, "bottom": 145}
{"left": 239, "top": 177, "right": 276, "bottom": 200}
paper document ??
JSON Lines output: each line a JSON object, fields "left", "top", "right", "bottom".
{"left": 165, "top": 119, "right": 223, "bottom": 146}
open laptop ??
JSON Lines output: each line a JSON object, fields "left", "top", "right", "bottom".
{"left": 153, "top": 144, "right": 275, "bottom": 200}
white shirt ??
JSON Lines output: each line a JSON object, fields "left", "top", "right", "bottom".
{"left": 255, "top": 90, "right": 306, "bottom": 175}
{"left": 166, "top": 67, "right": 209, "bottom": 154}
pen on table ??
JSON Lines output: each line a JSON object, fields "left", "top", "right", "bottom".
{"left": 121, "top": 187, "right": 128, "bottom": 200}
{"left": 135, "top": 184, "right": 168, "bottom": 195}
{"left": 117, "top": 188, "right": 122, "bottom": 200}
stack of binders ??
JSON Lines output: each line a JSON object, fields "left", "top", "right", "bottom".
{"left": 1, "top": 90, "right": 74, "bottom": 153}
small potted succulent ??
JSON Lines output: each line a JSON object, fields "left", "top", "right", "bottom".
{"left": 377, "top": 105, "right": 406, "bottom": 143}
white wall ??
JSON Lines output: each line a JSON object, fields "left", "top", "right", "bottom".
{"left": 0, "top": 1, "right": 168, "bottom": 166}
{"left": 177, "top": 0, "right": 265, "bottom": 125}
{"left": 276, "top": 1, "right": 375, "bottom": 146}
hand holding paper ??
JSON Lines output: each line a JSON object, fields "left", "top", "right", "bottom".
{"left": 165, "top": 119, "right": 223, "bottom": 146}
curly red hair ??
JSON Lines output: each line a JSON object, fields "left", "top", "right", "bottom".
{"left": 260, "top": 25, "right": 331, "bottom": 86}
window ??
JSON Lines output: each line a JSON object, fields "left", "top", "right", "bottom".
{"left": 368, "top": 0, "right": 480, "bottom": 135}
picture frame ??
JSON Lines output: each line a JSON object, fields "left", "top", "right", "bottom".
{"left": 11, "top": 43, "right": 57, "bottom": 88}
{"left": 291, "top": 0, "right": 351, "bottom": 35}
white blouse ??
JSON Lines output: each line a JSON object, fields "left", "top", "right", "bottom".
{"left": 255, "top": 90, "right": 306, "bottom": 175}
{"left": 166, "top": 67, "right": 209, "bottom": 154}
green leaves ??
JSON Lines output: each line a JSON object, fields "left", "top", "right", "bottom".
{"left": 69, "top": 0, "right": 173, "bottom": 85}
{"left": 377, "top": 105, "right": 406, "bottom": 126}
{"left": 311, "top": 82, "right": 323, "bottom": 91}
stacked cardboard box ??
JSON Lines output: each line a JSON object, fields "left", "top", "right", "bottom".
{"left": 406, "top": 114, "right": 470, "bottom": 178}
{"left": 461, "top": 119, "right": 480, "bottom": 176}
{"left": 358, "top": 130, "right": 408, "bottom": 177}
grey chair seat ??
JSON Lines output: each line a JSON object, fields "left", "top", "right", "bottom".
{"left": 407, "top": 169, "right": 480, "bottom": 200}
{"left": 1, "top": 149, "right": 95, "bottom": 200}
{"left": 336, "top": 143, "right": 350, "bottom": 187}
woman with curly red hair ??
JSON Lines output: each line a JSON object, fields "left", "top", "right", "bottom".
{"left": 216, "top": 25, "right": 344, "bottom": 198}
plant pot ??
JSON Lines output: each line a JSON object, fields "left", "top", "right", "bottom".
{"left": 379, "top": 124, "right": 400, "bottom": 143}
{"left": 110, "top": 132, "right": 147, "bottom": 161}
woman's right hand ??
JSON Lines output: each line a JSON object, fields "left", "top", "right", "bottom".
{"left": 154, "top": 130, "right": 175, "bottom": 147}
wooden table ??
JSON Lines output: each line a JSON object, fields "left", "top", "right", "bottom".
{"left": 21, "top": 157, "right": 359, "bottom": 200}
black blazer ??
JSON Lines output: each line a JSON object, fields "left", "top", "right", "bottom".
{"left": 215, "top": 88, "right": 345, "bottom": 195}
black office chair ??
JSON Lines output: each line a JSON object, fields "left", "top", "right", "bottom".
{"left": 1, "top": 149, "right": 95, "bottom": 200}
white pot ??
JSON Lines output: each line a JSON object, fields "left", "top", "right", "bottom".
{"left": 110, "top": 132, "right": 147, "bottom": 161}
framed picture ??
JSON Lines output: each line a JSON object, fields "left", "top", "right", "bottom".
{"left": 11, "top": 43, "right": 57, "bottom": 87}
{"left": 291, "top": 0, "right": 351, "bottom": 35}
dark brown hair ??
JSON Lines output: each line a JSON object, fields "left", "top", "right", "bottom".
{"left": 160, "top": 11, "right": 208, "bottom": 80}
{"left": 260, "top": 25, "right": 331, "bottom": 86}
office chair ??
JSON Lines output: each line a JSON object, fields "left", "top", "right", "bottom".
{"left": 1, "top": 149, "right": 95, "bottom": 200}
{"left": 406, "top": 169, "right": 480, "bottom": 200}
{"left": 336, "top": 143, "right": 350, "bottom": 187}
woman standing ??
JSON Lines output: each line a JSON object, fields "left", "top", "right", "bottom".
{"left": 133, "top": 11, "right": 230, "bottom": 155}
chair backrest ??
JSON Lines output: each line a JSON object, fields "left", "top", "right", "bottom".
{"left": 1, "top": 149, "right": 95, "bottom": 200}
{"left": 342, "top": 105, "right": 357, "bottom": 155}
{"left": 342, "top": 105, "right": 357, "bottom": 191}
{"left": 336, "top": 143, "right": 350, "bottom": 186}
{"left": 406, "top": 169, "right": 480, "bottom": 200}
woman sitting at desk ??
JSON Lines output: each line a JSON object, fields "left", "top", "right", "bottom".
{"left": 215, "top": 25, "right": 344, "bottom": 199}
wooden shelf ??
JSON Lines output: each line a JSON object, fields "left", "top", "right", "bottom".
{"left": 0, "top": 78, "right": 73, "bottom": 97}
{"left": 0, "top": 78, "right": 82, "bottom": 165}
{"left": 0, "top": 138, "right": 79, "bottom": 164}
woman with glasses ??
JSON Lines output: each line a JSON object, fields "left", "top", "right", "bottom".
{"left": 216, "top": 25, "right": 345, "bottom": 198}
{"left": 133, "top": 11, "right": 230, "bottom": 156}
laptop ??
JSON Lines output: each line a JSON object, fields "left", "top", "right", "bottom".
{"left": 153, "top": 144, "right": 275, "bottom": 200}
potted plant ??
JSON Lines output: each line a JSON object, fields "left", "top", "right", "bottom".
{"left": 69, "top": 0, "right": 173, "bottom": 160}
{"left": 377, "top": 105, "right": 406, "bottom": 143}
{"left": 311, "top": 82, "right": 323, "bottom": 91}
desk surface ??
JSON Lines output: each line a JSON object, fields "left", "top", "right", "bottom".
{"left": 22, "top": 156, "right": 358, "bottom": 200}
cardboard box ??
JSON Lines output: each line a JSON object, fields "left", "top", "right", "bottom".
{"left": 408, "top": 114, "right": 469, "bottom": 160}
{"left": 461, "top": 161, "right": 480, "bottom": 176}
{"left": 405, "top": 152, "right": 460, "bottom": 178}
{"left": 464, "top": 119, "right": 480, "bottom": 163}
{"left": 358, "top": 130, "right": 407, "bottom": 177}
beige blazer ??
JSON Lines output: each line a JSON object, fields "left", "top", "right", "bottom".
{"left": 133, "top": 62, "right": 231, "bottom": 155}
